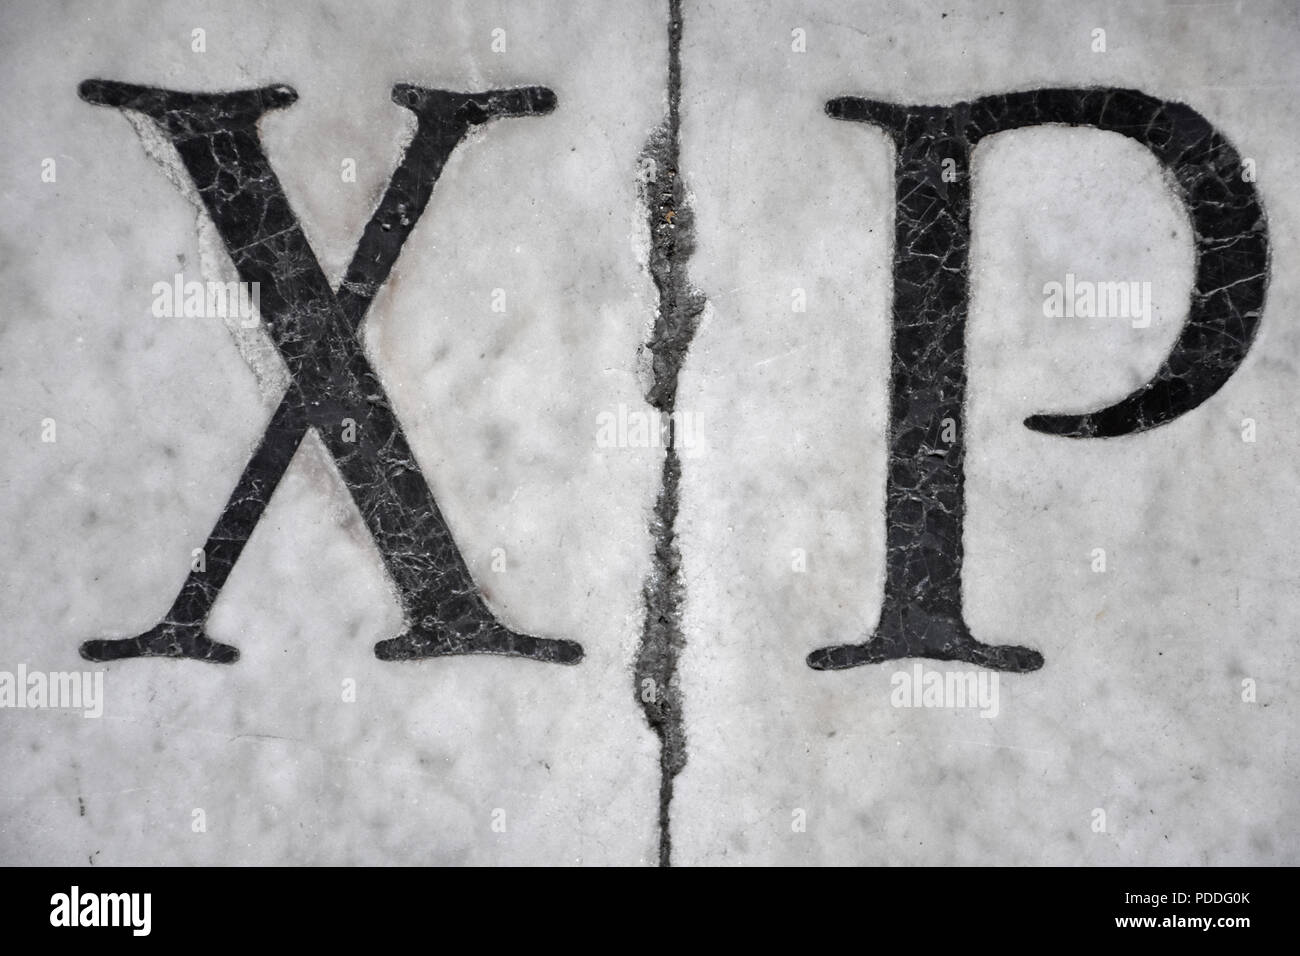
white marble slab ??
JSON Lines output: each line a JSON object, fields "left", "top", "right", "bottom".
{"left": 1, "top": 0, "right": 665, "bottom": 865}
{"left": 1, "top": 0, "right": 1295, "bottom": 866}
{"left": 674, "top": 0, "right": 1298, "bottom": 864}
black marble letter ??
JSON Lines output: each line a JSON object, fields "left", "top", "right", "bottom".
{"left": 78, "top": 81, "right": 582, "bottom": 667}
{"left": 809, "top": 88, "right": 1268, "bottom": 673}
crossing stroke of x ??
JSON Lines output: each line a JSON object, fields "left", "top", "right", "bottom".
{"left": 77, "top": 79, "right": 583, "bottom": 667}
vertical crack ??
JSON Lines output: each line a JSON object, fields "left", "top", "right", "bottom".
{"left": 635, "top": 0, "right": 705, "bottom": 868}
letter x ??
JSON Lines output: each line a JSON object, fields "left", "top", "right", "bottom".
{"left": 77, "top": 80, "right": 582, "bottom": 667}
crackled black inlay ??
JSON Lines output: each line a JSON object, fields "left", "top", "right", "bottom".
{"left": 77, "top": 79, "right": 582, "bottom": 667}
{"left": 808, "top": 88, "right": 1269, "bottom": 673}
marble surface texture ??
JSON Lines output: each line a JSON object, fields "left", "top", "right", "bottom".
{"left": 1, "top": 0, "right": 1296, "bottom": 866}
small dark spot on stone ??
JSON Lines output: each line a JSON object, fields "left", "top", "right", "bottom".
{"left": 456, "top": 100, "right": 489, "bottom": 125}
